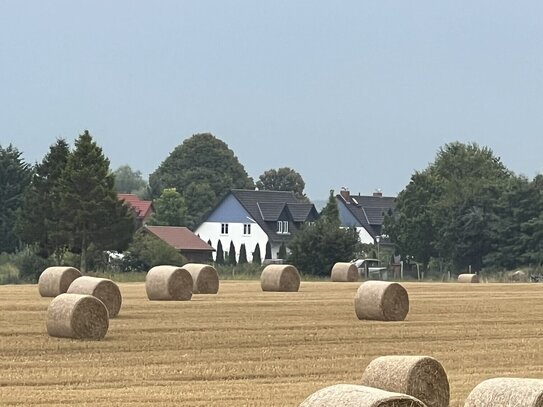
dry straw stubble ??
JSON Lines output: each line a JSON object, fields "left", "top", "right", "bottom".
{"left": 298, "top": 384, "right": 426, "bottom": 407}
{"left": 464, "top": 378, "right": 543, "bottom": 407}
{"left": 146, "top": 265, "right": 193, "bottom": 301}
{"left": 46, "top": 293, "right": 109, "bottom": 340}
{"left": 183, "top": 263, "right": 219, "bottom": 294}
{"left": 67, "top": 276, "right": 122, "bottom": 318}
{"left": 354, "top": 281, "right": 409, "bottom": 321}
{"left": 38, "top": 266, "right": 81, "bottom": 297}
{"left": 361, "top": 355, "right": 449, "bottom": 407}
{"left": 331, "top": 262, "right": 359, "bottom": 282}
{"left": 457, "top": 273, "right": 479, "bottom": 283}
{"left": 260, "top": 264, "right": 301, "bottom": 292}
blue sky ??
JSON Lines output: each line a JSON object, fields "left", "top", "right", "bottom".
{"left": 1, "top": 1, "right": 542, "bottom": 199}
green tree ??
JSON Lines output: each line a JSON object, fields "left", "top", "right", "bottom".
{"left": 252, "top": 243, "right": 262, "bottom": 264}
{"left": 256, "top": 167, "right": 308, "bottom": 201}
{"left": 149, "top": 133, "right": 254, "bottom": 227}
{"left": 148, "top": 188, "right": 187, "bottom": 226}
{"left": 228, "top": 241, "right": 237, "bottom": 266}
{"left": 16, "top": 139, "right": 70, "bottom": 260}
{"left": 288, "top": 192, "right": 360, "bottom": 275}
{"left": 265, "top": 241, "right": 272, "bottom": 260}
{"left": 122, "top": 232, "right": 186, "bottom": 271}
{"left": 0, "top": 144, "right": 32, "bottom": 253}
{"left": 385, "top": 142, "right": 512, "bottom": 271}
{"left": 278, "top": 242, "right": 287, "bottom": 259}
{"left": 215, "top": 240, "right": 225, "bottom": 264}
{"left": 238, "top": 243, "right": 248, "bottom": 264}
{"left": 58, "top": 131, "right": 134, "bottom": 272}
{"left": 113, "top": 165, "right": 148, "bottom": 196}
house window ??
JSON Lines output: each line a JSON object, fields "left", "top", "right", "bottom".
{"left": 243, "top": 224, "right": 251, "bottom": 235}
{"left": 277, "top": 221, "right": 289, "bottom": 234}
{"left": 221, "top": 223, "right": 229, "bottom": 234}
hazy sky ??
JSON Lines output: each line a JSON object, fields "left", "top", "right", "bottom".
{"left": 1, "top": 1, "right": 542, "bottom": 199}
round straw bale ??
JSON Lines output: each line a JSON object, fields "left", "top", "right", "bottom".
{"left": 458, "top": 273, "right": 479, "bottom": 283}
{"left": 145, "top": 265, "right": 193, "bottom": 301}
{"left": 354, "top": 280, "right": 409, "bottom": 321}
{"left": 46, "top": 293, "right": 109, "bottom": 340}
{"left": 464, "top": 378, "right": 543, "bottom": 407}
{"left": 331, "top": 262, "right": 359, "bottom": 282}
{"left": 182, "top": 263, "right": 219, "bottom": 294}
{"left": 38, "top": 267, "right": 81, "bottom": 297}
{"left": 298, "top": 384, "right": 426, "bottom": 407}
{"left": 361, "top": 355, "right": 449, "bottom": 407}
{"left": 260, "top": 264, "right": 300, "bottom": 292}
{"left": 67, "top": 276, "right": 122, "bottom": 318}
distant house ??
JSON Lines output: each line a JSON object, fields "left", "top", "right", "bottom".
{"left": 142, "top": 225, "right": 215, "bottom": 263}
{"left": 195, "top": 189, "right": 319, "bottom": 262}
{"left": 336, "top": 189, "right": 396, "bottom": 244}
{"left": 118, "top": 193, "right": 154, "bottom": 228}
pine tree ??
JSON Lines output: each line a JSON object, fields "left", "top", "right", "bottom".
{"left": 238, "top": 243, "right": 248, "bottom": 264}
{"left": 58, "top": 131, "right": 134, "bottom": 272}
{"left": 206, "top": 239, "right": 214, "bottom": 262}
{"left": 278, "top": 242, "right": 287, "bottom": 259}
{"left": 0, "top": 144, "right": 32, "bottom": 253}
{"left": 16, "top": 139, "right": 70, "bottom": 260}
{"left": 265, "top": 241, "right": 272, "bottom": 259}
{"left": 228, "top": 241, "right": 237, "bottom": 266}
{"left": 215, "top": 240, "right": 224, "bottom": 264}
{"left": 252, "top": 243, "right": 262, "bottom": 264}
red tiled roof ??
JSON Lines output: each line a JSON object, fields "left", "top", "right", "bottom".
{"left": 144, "top": 226, "right": 215, "bottom": 252}
{"left": 118, "top": 194, "right": 154, "bottom": 219}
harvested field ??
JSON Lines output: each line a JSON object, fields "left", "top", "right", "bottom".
{"left": 2, "top": 281, "right": 543, "bottom": 406}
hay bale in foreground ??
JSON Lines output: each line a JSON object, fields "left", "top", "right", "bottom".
{"left": 331, "top": 262, "right": 359, "bottom": 282}
{"left": 354, "top": 281, "right": 409, "bottom": 321}
{"left": 67, "top": 276, "right": 122, "bottom": 318}
{"left": 464, "top": 378, "right": 543, "bottom": 407}
{"left": 46, "top": 293, "right": 109, "bottom": 340}
{"left": 458, "top": 273, "right": 479, "bottom": 283}
{"left": 183, "top": 263, "right": 219, "bottom": 294}
{"left": 298, "top": 384, "right": 426, "bottom": 407}
{"left": 361, "top": 355, "right": 449, "bottom": 407}
{"left": 38, "top": 267, "right": 81, "bottom": 297}
{"left": 260, "top": 264, "right": 300, "bottom": 292}
{"left": 145, "top": 265, "right": 193, "bottom": 301}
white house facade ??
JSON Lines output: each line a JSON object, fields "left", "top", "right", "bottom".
{"left": 195, "top": 190, "right": 319, "bottom": 263}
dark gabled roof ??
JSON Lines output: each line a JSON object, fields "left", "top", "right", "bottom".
{"left": 230, "top": 189, "right": 317, "bottom": 242}
{"left": 337, "top": 193, "right": 396, "bottom": 238}
{"left": 286, "top": 203, "right": 317, "bottom": 222}
{"left": 257, "top": 202, "right": 286, "bottom": 221}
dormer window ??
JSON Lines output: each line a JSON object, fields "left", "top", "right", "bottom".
{"left": 243, "top": 223, "right": 251, "bottom": 235}
{"left": 277, "top": 221, "right": 289, "bottom": 234}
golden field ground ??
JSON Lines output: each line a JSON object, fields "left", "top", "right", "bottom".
{"left": 2, "top": 281, "right": 543, "bottom": 406}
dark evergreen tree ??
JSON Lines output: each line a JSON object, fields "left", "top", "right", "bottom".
{"left": 0, "top": 144, "right": 32, "bottom": 253}
{"left": 320, "top": 190, "right": 340, "bottom": 226}
{"left": 58, "top": 131, "right": 134, "bottom": 272}
{"left": 228, "top": 240, "right": 237, "bottom": 266}
{"left": 252, "top": 243, "right": 262, "bottom": 264}
{"left": 278, "top": 242, "right": 287, "bottom": 259}
{"left": 238, "top": 243, "right": 248, "bottom": 264}
{"left": 206, "top": 239, "right": 214, "bottom": 262}
{"left": 215, "top": 240, "right": 224, "bottom": 264}
{"left": 265, "top": 241, "right": 272, "bottom": 259}
{"left": 16, "top": 139, "right": 70, "bottom": 260}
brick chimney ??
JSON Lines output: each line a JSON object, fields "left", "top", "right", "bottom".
{"left": 340, "top": 187, "right": 350, "bottom": 201}
{"left": 373, "top": 189, "right": 383, "bottom": 198}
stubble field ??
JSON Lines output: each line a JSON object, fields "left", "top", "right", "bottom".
{"left": 2, "top": 281, "right": 543, "bottom": 406}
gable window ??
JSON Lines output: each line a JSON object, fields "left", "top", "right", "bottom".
{"left": 277, "top": 220, "right": 289, "bottom": 234}
{"left": 243, "top": 223, "right": 251, "bottom": 235}
{"left": 221, "top": 223, "right": 229, "bottom": 234}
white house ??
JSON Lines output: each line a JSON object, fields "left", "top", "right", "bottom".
{"left": 336, "top": 188, "right": 396, "bottom": 244}
{"left": 195, "top": 189, "right": 319, "bottom": 263}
